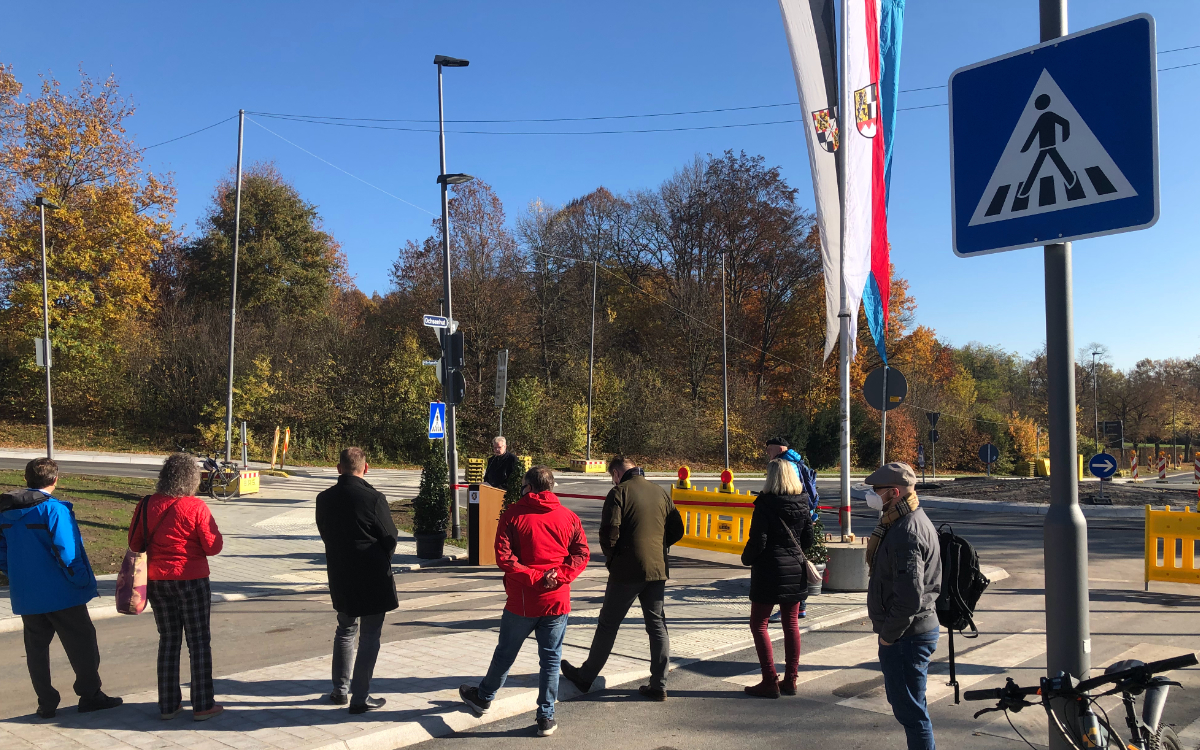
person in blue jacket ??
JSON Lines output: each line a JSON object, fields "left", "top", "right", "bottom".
{"left": 0, "top": 458, "right": 122, "bottom": 719}
{"left": 765, "top": 437, "right": 820, "bottom": 520}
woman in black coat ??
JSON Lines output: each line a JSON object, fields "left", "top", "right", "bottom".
{"left": 740, "top": 457, "right": 814, "bottom": 698}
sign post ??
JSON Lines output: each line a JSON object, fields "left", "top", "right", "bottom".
{"left": 979, "top": 442, "right": 1000, "bottom": 478}
{"left": 917, "top": 444, "right": 926, "bottom": 483}
{"left": 950, "top": 8, "right": 1157, "bottom": 734}
{"left": 928, "top": 412, "right": 940, "bottom": 480}
{"left": 428, "top": 402, "right": 446, "bottom": 440}
{"left": 1088, "top": 453, "right": 1118, "bottom": 503}
{"left": 494, "top": 349, "right": 508, "bottom": 435}
{"left": 864, "top": 367, "right": 909, "bottom": 467}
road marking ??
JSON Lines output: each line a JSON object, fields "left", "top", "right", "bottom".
{"left": 1177, "top": 715, "right": 1200, "bottom": 750}
{"left": 725, "top": 634, "right": 879, "bottom": 687}
{"left": 838, "top": 629, "right": 1045, "bottom": 715}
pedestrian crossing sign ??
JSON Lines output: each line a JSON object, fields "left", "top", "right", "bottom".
{"left": 949, "top": 14, "right": 1158, "bottom": 257}
{"left": 428, "top": 402, "right": 446, "bottom": 439}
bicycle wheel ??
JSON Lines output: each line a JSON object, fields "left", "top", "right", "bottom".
{"left": 1152, "top": 725, "right": 1182, "bottom": 750}
{"left": 213, "top": 468, "right": 238, "bottom": 500}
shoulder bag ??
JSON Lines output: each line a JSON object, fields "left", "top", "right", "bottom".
{"left": 115, "top": 496, "right": 180, "bottom": 615}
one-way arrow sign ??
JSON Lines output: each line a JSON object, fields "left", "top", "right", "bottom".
{"left": 1088, "top": 452, "right": 1118, "bottom": 479}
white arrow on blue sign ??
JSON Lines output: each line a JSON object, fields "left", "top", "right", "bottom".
{"left": 1088, "top": 453, "right": 1118, "bottom": 479}
{"left": 428, "top": 402, "right": 446, "bottom": 439}
{"left": 949, "top": 14, "right": 1158, "bottom": 257}
{"left": 423, "top": 314, "right": 450, "bottom": 328}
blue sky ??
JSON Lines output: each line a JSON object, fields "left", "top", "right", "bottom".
{"left": 7, "top": 1, "right": 1197, "bottom": 370}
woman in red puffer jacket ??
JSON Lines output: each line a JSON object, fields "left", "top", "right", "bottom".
{"left": 127, "top": 453, "right": 224, "bottom": 722}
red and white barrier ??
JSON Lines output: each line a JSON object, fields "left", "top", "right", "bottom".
{"left": 1157, "top": 453, "right": 1168, "bottom": 483}
{"left": 1194, "top": 452, "right": 1199, "bottom": 484}
{"left": 1130, "top": 450, "right": 1139, "bottom": 481}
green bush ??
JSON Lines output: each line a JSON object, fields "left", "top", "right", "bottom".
{"left": 413, "top": 440, "right": 450, "bottom": 535}
{"left": 504, "top": 459, "right": 524, "bottom": 507}
{"left": 807, "top": 515, "right": 829, "bottom": 565}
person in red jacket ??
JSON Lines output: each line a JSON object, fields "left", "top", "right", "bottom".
{"left": 127, "top": 453, "right": 223, "bottom": 722}
{"left": 459, "top": 465, "right": 589, "bottom": 737}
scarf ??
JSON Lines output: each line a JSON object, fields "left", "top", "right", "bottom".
{"left": 866, "top": 491, "right": 920, "bottom": 573}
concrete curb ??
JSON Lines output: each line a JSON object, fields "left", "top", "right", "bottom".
{"left": 922, "top": 494, "right": 1148, "bottom": 518}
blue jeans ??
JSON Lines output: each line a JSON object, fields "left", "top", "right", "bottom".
{"left": 879, "top": 629, "right": 939, "bottom": 750}
{"left": 478, "top": 610, "right": 568, "bottom": 720}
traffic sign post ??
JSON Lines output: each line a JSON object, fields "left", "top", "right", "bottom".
{"left": 494, "top": 349, "right": 508, "bottom": 434}
{"left": 949, "top": 5, "right": 1158, "bottom": 740}
{"left": 979, "top": 442, "right": 1000, "bottom": 477}
{"left": 927, "top": 412, "right": 940, "bottom": 480}
{"left": 917, "top": 444, "right": 926, "bottom": 483}
{"left": 428, "top": 402, "right": 446, "bottom": 439}
{"left": 864, "top": 367, "right": 909, "bottom": 467}
{"left": 1088, "top": 452, "right": 1118, "bottom": 503}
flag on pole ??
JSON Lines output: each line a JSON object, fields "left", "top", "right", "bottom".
{"left": 862, "top": 0, "right": 904, "bottom": 364}
{"left": 777, "top": 0, "right": 842, "bottom": 360}
{"left": 843, "top": 0, "right": 892, "bottom": 363}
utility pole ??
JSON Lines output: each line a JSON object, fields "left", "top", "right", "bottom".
{"left": 35, "top": 196, "right": 59, "bottom": 459}
{"left": 1040, "top": 4, "right": 1092, "bottom": 747}
{"left": 720, "top": 252, "right": 730, "bottom": 469}
{"left": 224, "top": 110, "right": 245, "bottom": 465}
{"left": 1092, "top": 351, "right": 1100, "bottom": 451}
{"left": 586, "top": 257, "right": 598, "bottom": 460}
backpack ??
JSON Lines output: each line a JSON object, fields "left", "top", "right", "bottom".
{"left": 935, "top": 523, "right": 990, "bottom": 634}
{"left": 935, "top": 523, "right": 990, "bottom": 704}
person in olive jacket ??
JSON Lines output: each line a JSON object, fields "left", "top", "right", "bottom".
{"left": 561, "top": 455, "right": 684, "bottom": 701}
{"left": 315, "top": 447, "right": 399, "bottom": 714}
{"left": 740, "top": 458, "right": 814, "bottom": 698}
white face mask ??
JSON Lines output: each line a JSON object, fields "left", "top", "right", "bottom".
{"left": 865, "top": 490, "right": 885, "bottom": 511}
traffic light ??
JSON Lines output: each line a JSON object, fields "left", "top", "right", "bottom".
{"left": 445, "top": 331, "right": 464, "bottom": 370}
{"left": 446, "top": 369, "right": 466, "bottom": 406}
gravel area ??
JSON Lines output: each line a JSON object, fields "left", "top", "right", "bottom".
{"left": 918, "top": 477, "right": 1199, "bottom": 507}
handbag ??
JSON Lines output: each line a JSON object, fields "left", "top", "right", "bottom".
{"left": 774, "top": 509, "right": 823, "bottom": 586}
{"left": 115, "top": 496, "right": 178, "bottom": 615}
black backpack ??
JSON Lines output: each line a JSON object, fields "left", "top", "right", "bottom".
{"left": 935, "top": 523, "right": 990, "bottom": 634}
{"left": 935, "top": 523, "right": 991, "bottom": 704}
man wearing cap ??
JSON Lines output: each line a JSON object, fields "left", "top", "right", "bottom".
{"left": 863, "top": 462, "right": 942, "bottom": 750}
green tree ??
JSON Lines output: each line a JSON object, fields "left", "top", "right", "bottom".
{"left": 182, "top": 162, "right": 349, "bottom": 315}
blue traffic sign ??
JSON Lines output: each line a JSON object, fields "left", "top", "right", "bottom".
{"left": 1088, "top": 452, "right": 1118, "bottom": 479}
{"left": 423, "top": 314, "right": 450, "bottom": 328}
{"left": 979, "top": 443, "right": 1000, "bottom": 465}
{"left": 949, "top": 15, "right": 1158, "bottom": 257}
{"left": 428, "top": 402, "right": 446, "bottom": 439}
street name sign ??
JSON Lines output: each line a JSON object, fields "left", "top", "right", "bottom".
{"left": 423, "top": 314, "right": 450, "bottom": 328}
{"left": 949, "top": 14, "right": 1158, "bottom": 256}
{"left": 1088, "top": 452, "right": 1118, "bottom": 479}
{"left": 428, "top": 402, "right": 446, "bottom": 439}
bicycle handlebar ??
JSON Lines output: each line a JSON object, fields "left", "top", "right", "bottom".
{"left": 964, "top": 652, "right": 1198, "bottom": 702}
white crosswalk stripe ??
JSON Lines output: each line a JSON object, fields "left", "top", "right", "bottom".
{"left": 725, "top": 634, "right": 879, "bottom": 687}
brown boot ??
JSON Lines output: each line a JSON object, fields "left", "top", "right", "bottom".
{"left": 778, "top": 674, "right": 797, "bottom": 696}
{"left": 744, "top": 675, "right": 781, "bottom": 699}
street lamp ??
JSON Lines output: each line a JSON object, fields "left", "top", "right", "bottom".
{"left": 435, "top": 53, "right": 470, "bottom": 539}
{"left": 35, "top": 196, "right": 60, "bottom": 459}
{"left": 1091, "top": 351, "right": 1101, "bottom": 452}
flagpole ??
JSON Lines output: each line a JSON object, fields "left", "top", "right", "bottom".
{"left": 837, "top": 0, "right": 853, "bottom": 542}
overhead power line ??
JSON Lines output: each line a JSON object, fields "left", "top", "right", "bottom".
{"left": 140, "top": 114, "right": 238, "bottom": 151}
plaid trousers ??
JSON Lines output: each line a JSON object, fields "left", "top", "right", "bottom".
{"left": 147, "top": 578, "right": 214, "bottom": 713}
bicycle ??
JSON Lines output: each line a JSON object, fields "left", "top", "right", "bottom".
{"left": 188, "top": 451, "right": 240, "bottom": 501}
{"left": 964, "top": 652, "right": 1198, "bottom": 750}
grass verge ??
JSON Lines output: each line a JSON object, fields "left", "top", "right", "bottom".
{"left": 0, "top": 471, "right": 155, "bottom": 579}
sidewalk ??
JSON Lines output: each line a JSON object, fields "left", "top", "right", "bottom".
{"left": 0, "top": 571, "right": 874, "bottom": 750}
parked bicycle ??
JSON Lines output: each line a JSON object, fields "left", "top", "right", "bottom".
{"left": 965, "top": 652, "right": 1197, "bottom": 750}
{"left": 177, "top": 446, "right": 240, "bottom": 501}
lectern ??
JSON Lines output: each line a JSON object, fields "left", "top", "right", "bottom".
{"left": 468, "top": 483, "right": 505, "bottom": 566}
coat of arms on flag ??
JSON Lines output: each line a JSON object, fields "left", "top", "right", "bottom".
{"left": 811, "top": 108, "right": 839, "bottom": 153}
{"left": 855, "top": 83, "right": 879, "bottom": 138}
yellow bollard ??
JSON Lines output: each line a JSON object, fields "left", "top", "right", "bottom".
{"left": 676, "top": 465, "right": 692, "bottom": 490}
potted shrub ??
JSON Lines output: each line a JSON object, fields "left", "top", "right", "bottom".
{"left": 413, "top": 440, "right": 450, "bottom": 559}
{"left": 806, "top": 515, "right": 830, "bottom": 596}
{"left": 504, "top": 457, "right": 524, "bottom": 508}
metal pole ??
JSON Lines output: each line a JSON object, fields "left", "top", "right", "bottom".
{"left": 1092, "top": 352, "right": 1099, "bottom": 451}
{"left": 437, "top": 64, "right": 461, "bottom": 540}
{"left": 1041, "top": 4, "right": 1092, "bottom": 731}
{"left": 224, "top": 110, "right": 245, "bottom": 465}
{"left": 39, "top": 202, "right": 53, "bottom": 459}
{"left": 586, "top": 258, "right": 598, "bottom": 460}
{"left": 721, "top": 252, "right": 730, "bottom": 469}
{"left": 836, "top": 0, "right": 852, "bottom": 540}
{"left": 880, "top": 366, "right": 888, "bottom": 466}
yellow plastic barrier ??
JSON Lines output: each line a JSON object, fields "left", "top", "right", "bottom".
{"left": 465, "top": 457, "right": 486, "bottom": 484}
{"left": 671, "top": 485, "right": 756, "bottom": 556}
{"left": 569, "top": 459, "right": 606, "bottom": 473}
{"left": 236, "top": 470, "right": 260, "bottom": 496}
{"left": 1145, "top": 505, "right": 1200, "bottom": 590}
{"left": 1032, "top": 456, "right": 1086, "bottom": 479}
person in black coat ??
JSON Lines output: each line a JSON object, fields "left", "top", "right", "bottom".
{"left": 740, "top": 458, "right": 814, "bottom": 699}
{"left": 483, "top": 436, "right": 518, "bottom": 488}
{"left": 315, "top": 447, "right": 398, "bottom": 714}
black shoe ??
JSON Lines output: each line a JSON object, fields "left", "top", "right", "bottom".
{"left": 78, "top": 693, "right": 123, "bottom": 713}
{"left": 348, "top": 696, "right": 385, "bottom": 714}
{"left": 560, "top": 660, "right": 593, "bottom": 694}
{"left": 536, "top": 717, "right": 558, "bottom": 737}
{"left": 328, "top": 692, "right": 348, "bottom": 705}
{"left": 459, "top": 685, "right": 491, "bottom": 716}
{"left": 638, "top": 684, "right": 667, "bottom": 701}
{"left": 37, "top": 705, "right": 57, "bottom": 719}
